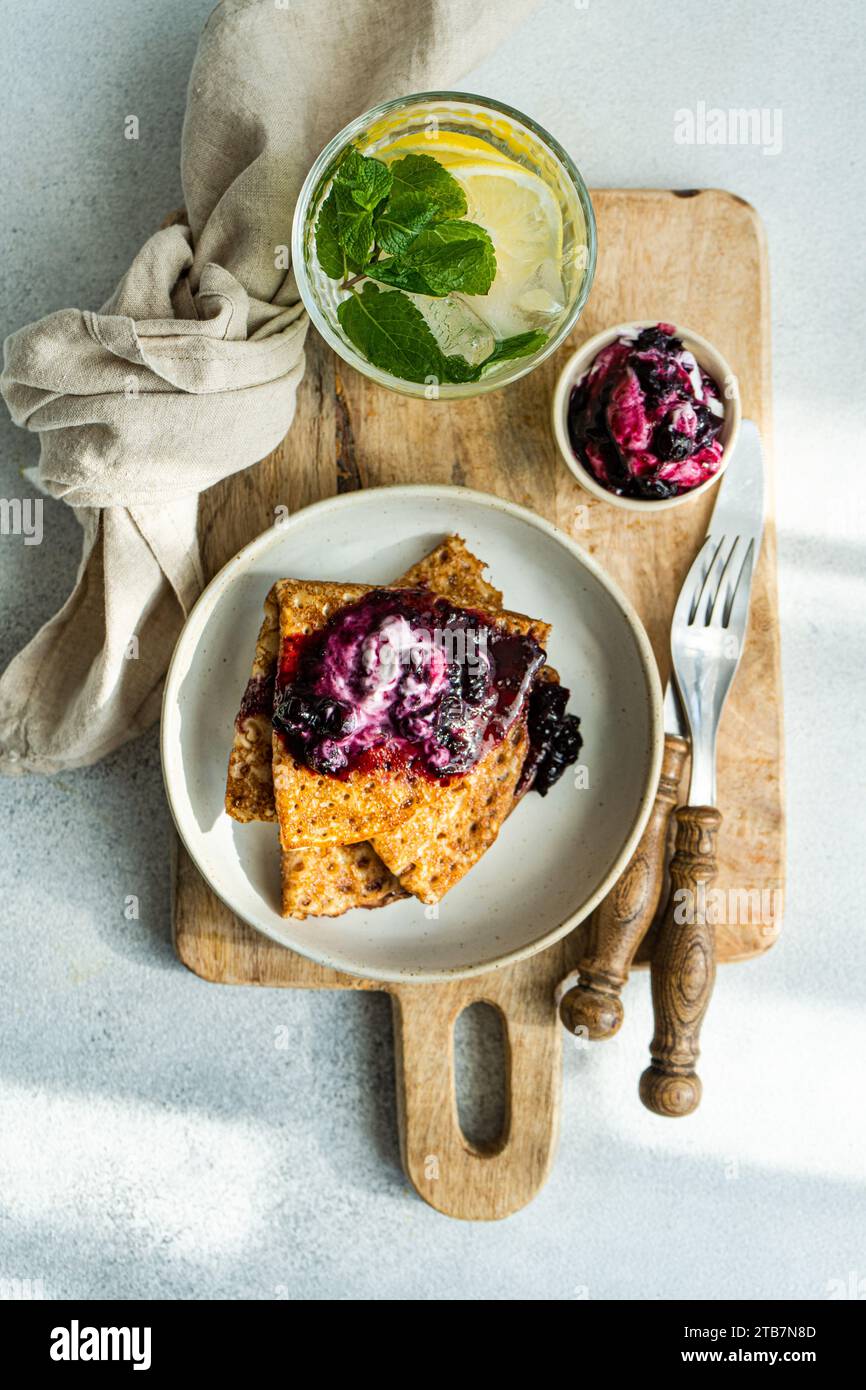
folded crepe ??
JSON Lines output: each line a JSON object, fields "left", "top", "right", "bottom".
{"left": 277, "top": 537, "right": 506, "bottom": 919}
{"left": 224, "top": 536, "right": 552, "bottom": 918}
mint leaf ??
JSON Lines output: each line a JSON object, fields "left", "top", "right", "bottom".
{"left": 404, "top": 220, "right": 495, "bottom": 295}
{"left": 333, "top": 183, "right": 375, "bottom": 265}
{"left": 388, "top": 153, "right": 467, "bottom": 221}
{"left": 315, "top": 188, "right": 360, "bottom": 280}
{"left": 315, "top": 190, "right": 345, "bottom": 280}
{"left": 374, "top": 193, "right": 437, "bottom": 256}
{"left": 483, "top": 330, "right": 548, "bottom": 366}
{"left": 337, "top": 284, "right": 446, "bottom": 383}
{"left": 362, "top": 259, "right": 437, "bottom": 295}
{"left": 368, "top": 221, "right": 495, "bottom": 297}
{"left": 350, "top": 159, "right": 392, "bottom": 211}
{"left": 334, "top": 147, "right": 393, "bottom": 211}
{"left": 440, "top": 353, "right": 482, "bottom": 384}
{"left": 334, "top": 147, "right": 368, "bottom": 184}
{"left": 439, "top": 332, "right": 550, "bottom": 384}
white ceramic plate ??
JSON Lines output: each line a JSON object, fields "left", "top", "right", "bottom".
{"left": 161, "top": 486, "right": 662, "bottom": 983}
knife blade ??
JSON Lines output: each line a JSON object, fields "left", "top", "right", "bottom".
{"left": 661, "top": 418, "right": 765, "bottom": 744}
{"left": 702, "top": 418, "right": 765, "bottom": 562}
{"left": 663, "top": 678, "right": 686, "bottom": 738}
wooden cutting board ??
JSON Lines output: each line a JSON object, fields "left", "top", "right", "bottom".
{"left": 173, "top": 188, "right": 783, "bottom": 1221}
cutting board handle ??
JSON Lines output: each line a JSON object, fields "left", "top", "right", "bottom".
{"left": 391, "top": 962, "right": 563, "bottom": 1221}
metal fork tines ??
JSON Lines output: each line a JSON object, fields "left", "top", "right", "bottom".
{"left": 672, "top": 533, "right": 756, "bottom": 807}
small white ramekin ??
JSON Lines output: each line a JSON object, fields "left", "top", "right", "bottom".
{"left": 551, "top": 320, "right": 742, "bottom": 512}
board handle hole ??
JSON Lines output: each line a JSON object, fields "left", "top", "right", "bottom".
{"left": 453, "top": 1002, "right": 508, "bottom": 1154}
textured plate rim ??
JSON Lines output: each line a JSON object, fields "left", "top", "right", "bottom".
{"left": 161, "top": 484, "right": 663, "bottom": 984}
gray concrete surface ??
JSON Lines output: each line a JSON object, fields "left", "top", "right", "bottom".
{"left": 1, "top": 0, "right": 864, "bottom": 1300}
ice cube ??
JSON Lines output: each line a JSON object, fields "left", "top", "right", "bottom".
{"left": 460, "top": 253, "right": 566, "bottom": 338}
{"left": 413, "top": 295, "right": 495, "bottom": 366}
{"left": 517, "top": 286, "right": 562, "bottom": 321}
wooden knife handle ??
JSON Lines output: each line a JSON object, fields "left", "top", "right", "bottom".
{"left": 639, "top": 804, "right": 722, "bottom": 1117}
{"left": 559, "top": 733, "right": 688, "bottom": 1041}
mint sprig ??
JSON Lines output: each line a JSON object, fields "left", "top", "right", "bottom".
{"left": 315, "top": 144, "right": 548, "bottom": 382}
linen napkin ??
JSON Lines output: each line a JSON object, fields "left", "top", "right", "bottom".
{"left": 0, "top": 0, "right": 539, "bottom": 775}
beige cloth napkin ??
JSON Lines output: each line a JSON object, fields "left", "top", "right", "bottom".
{"left": 0, "top": 0, "right": 539, "bottom": 775}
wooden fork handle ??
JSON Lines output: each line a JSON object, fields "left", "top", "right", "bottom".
{"left": 639, "top": 804, "right": 722, "bottom": 1117}
{"left": 559, "top": 734, "right": 688, "bottom": 1040}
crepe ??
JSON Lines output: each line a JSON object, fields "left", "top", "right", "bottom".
{"left": 224, "top": 588, "right": 280, "bottom": 823}
{"left": 223, "top": 535, "right": 547, "bottom": 918}
{"left": 278, "top": 538, "right": 505, "bottom": 918}
{"left": 369, "top": 719, "right": 530, "bottom": 905}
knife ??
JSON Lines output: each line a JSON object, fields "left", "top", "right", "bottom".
{"left": 639, "top": 419, "right": 765, "bottom": 1115}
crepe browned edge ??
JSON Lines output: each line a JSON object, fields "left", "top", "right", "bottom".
{"left": 225, "top": 535, "right": 503, "bottom": 826}
{"left": 224, "top": 586, "right": 280, "bottom": 823}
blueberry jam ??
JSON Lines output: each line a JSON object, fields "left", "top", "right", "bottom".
{"left": 567, "top": 323, "right": 725, "bottom": 499}
{"left": 270, "top": 587, "right": 579, "bottom": 789}
{"left": 236, "top": 672, "right": 275, "bottom": 722}
{"left": 520, "top": 680, "right": 583, "bottom": 796}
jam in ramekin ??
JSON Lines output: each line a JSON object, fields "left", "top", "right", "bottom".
{"left": 567, "top": 323, "right": 725, "bottom": 500}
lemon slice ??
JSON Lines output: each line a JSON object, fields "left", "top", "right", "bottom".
{"left": 455, "top": 163, "right": 562, "bottom": 261}
{"left": 380, "top": 131, "right": 517, "bottom": 169}
{"left": 451, "top": 163, "right": 565, "bottom": 337}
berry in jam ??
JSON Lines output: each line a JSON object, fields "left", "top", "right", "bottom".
{"left": 273, "top": 691, "right": 354, "bottom": 740}
{"left": 567, "top": 322, "right": 725, "bottom": 499}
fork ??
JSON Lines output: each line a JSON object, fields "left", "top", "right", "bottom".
{"left": 639, "top": 532, "right": 756, "bottom": 1117}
